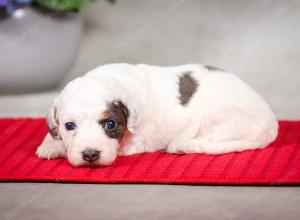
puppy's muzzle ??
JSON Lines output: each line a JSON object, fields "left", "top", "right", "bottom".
{"left": 82, "top": 149, "right": 100, "bottom": 163}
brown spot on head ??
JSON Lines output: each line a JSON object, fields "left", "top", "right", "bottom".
{"left": 178, "top": 72, "right": 199, "bottom": 106}
{"left": 100, "top": 101, "right": 129, "bottom": 139}
{"left": 205, "top": 65, "right": 224, "bottom": 72}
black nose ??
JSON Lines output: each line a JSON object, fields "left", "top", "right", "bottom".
{"left": 82, "top": 150, "right": 100, "bottom": 163}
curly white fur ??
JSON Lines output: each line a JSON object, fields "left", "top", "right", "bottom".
{"left": 36, "top": 63, "right": 278, "bottom": 167}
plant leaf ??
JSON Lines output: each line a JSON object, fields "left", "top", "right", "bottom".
{"left": 106, "top": 0, "right": 116, "bottom": 4}
{"left": 35, "top": 0, "right": 99, "bottom": 11}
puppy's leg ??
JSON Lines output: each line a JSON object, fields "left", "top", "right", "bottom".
{"left": 167, "top": 138, "right": 211, "bottom": 154}
{"left": 168, "top": 111, "right": 277, "bottom": 154}
{"left": 167, "top": 138, "right": 261, "bottom": 154}
{"left": 36, "top": 133, "right": 66, "bottom": 159}
{"left": 118, "top": 137, "right": 147, "bottom": 156}
{"left": 119, "top": 145, "right": 145, "bottom": 156}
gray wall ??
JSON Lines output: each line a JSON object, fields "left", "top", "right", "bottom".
{"left": 66, "top": 0, "right": 300, "bottom": 119}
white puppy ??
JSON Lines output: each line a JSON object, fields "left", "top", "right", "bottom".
{"left": 36, "top": 63, "right": 278, "bottom": 167}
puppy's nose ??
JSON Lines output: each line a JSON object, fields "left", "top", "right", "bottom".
{"left": 82, "top": 150, "right": 100, "bottom": 163}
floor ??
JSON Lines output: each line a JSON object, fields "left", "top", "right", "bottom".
{"left": 0, "top": 184, "right": 299, "bottom": 220}
{"left": 1, "top": 0, "right": 300, "bottom": 219}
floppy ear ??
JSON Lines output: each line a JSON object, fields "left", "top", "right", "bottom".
{"left": 47, "top": 104, "right": 61, "bottom": 140}
{"left": 111, "top": 100, "right": 129, "bottom": 118}
{"left": 123, "top": 100, "right": 139, "bottom": 134}
{"left": 111, "top": 100, "right": 139, "bottom": 134}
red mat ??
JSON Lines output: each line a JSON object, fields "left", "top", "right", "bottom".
{"left": 0, "top": 118, "right": 299, "bottom": 185}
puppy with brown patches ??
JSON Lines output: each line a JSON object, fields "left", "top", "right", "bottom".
{"left": 36, "top": 63, "right": 278, "bottom": 167}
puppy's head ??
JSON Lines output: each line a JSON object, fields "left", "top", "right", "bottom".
{"left": 47, "top": 77, "right": 131, "bottom": 167}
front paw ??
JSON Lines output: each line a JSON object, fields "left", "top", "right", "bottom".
{"left": 36, "top": 140, "right": 65, "bottom": 160}
{"left": 118, "top": 145, "right": 145, "bottom": 156}
{"left": 167, "top": 139, "right": 211, "bottom": 154}
{"left": 166, "top": 141, "right": 186, "bottom": 154}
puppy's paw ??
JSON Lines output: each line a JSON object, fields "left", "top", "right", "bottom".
{"left": 36, "top": 142, "right": 65, "bottom": 160}
{"left": 118, "top": 145, "right": 145, "bottom": 156}
{"left": 167, "top": 139, "right": 212, "bottom": 154}
{"left": 166, "top": 141, "right": 187, "bottom": 154}
{"left": 36, "top": 134, "right": 65, "bottom": 160}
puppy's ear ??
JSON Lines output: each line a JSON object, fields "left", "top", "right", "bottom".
{"left": 111, "top": 100, "right": 129, "bottom": 118}
{"left": 122, "top": 100, "right": 139, "bottom": 134}
{"left": 47, "top": 104, "right": 61, "bottom": 140}
{"left": 111, "top": 100, "right": 138, "bottom": 134}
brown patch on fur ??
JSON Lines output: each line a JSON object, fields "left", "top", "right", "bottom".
{"left": 205, "top": 65, "right": 224, "bottom": 72}
{"left": 48, "top": 126, "right": 59, "bottom": 139}
{"left": 100, "top": 101, "right": 129, "bottom": 139}
{"left": 47, "top": 106, "right": 61, "bottom": 139}
{"left": 178, "top": 72, "right": 199, "bottom": 105}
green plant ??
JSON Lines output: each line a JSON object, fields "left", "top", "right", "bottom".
{"left": 35, "top": 0, "right": 115, "bottom": 11}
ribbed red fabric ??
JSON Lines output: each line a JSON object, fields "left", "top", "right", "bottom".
{"left": 0, "top": 118, "right": 299, "bottom": 185}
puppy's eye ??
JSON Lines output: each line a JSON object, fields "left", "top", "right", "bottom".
{"left": 65, "top": 122, "right": 77, "bottom": 131}
{"left": 103, "top": 120, "right": 116, "bottom": 131}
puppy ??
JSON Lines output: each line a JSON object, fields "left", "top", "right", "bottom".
{"left": 36, "top": 63, "right": 278, "bottom": 167}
